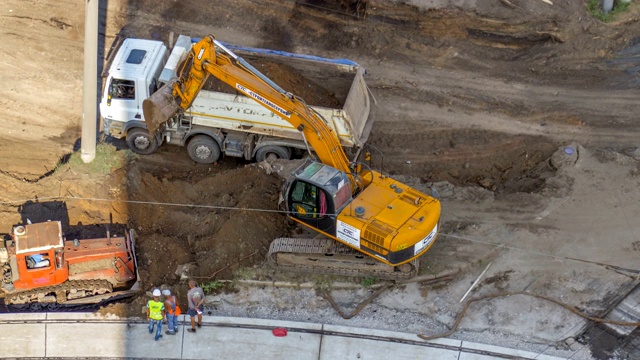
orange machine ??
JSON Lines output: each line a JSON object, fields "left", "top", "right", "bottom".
{"left": 1, "top": 221, "right": 137, "bottom": 306}
{"left": 144, "top": 35, "right": 440, "bottom": 278}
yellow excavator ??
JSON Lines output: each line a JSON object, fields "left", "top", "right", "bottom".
{"left": 143, "top": 35, "right": 440, "bottom": 279}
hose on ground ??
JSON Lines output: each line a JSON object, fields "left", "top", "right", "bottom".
{"left": 321, "top": 283, "right": 393, "bottom": 319}
{"left": 418, "top": 290, "right": 640, "bottom": 341}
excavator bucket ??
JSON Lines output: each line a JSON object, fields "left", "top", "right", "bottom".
{"left": 142, "top": 78, "right": 182, "bottom": 133}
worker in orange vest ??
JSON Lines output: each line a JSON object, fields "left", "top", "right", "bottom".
{"left": 163, "top": 289, "right": 182, "bottom": 335}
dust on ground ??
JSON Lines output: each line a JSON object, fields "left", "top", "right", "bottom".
{"left": 2, "top": 0, "right": 640, "bottom": 358}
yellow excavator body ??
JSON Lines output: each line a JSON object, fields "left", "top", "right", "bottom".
{"left": 143, "top": 35, "right": 440, "bottom": 268}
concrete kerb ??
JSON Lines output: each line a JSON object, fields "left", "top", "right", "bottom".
{"left": 183, "top": 316, "right": 323, "bottom": 360}
{"left": 0, "top": 312, "right": 47, "bottom": 321}
{"left": 324, "top": 323, "right": 462, "bottom": 347}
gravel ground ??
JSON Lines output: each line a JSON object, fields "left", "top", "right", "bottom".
{"left": 204, "top": 283, "right": 591, "bottom": 359}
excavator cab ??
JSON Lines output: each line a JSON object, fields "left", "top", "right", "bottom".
{"left": 141, "top": 34, "right": 441, "bottom": 273}
{"left": 284, "top": 161, "right": 352, "bottom": 235}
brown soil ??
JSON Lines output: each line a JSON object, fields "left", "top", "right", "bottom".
{"left": 2, "top": 2, "right": 640, "bottom": 353}
{"left": 125, "top": 160, "right": 288, "bottom": 283}
{"left": 203, "top": 57, "right": 342, "bottom": 108}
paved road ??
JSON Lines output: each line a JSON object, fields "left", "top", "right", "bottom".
{"left": 0, "top": 313, "right": 566, "bottom": 359}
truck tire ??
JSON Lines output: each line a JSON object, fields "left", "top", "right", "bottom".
{"left": 256, "top": 145, "right": 291, "bottom": 162}
{"left": 126, "top": 128, "right": 158, "bottom": 155}
{"left": 187, "top": 135, "right": 221, "bottom": 164}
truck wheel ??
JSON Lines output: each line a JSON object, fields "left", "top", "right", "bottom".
{"left": 187, "top": 135, "right": 221, "bottom": 164}
{"left": 126, "top": 128, "right": 158, "bottom": 155}
{"left": 256, "top": 146, "right": 291, "bottom": 162}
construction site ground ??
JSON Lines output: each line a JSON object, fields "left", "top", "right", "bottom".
{"left": 1, "top": 0, "right": 640, "bottom": 359}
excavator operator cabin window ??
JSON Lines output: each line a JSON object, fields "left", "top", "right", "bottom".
{"left": 109, "top": 79, "right": 135, "bottom": 100}
{"left": 290, "top": 181, "right": 327, "bottom": 219}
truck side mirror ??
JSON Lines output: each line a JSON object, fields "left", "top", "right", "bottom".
{"left": 107, "top": 84, "right": 114, "bottom": 106}
{"left": 107, "top": 83, "right": 118, "bottom": 106}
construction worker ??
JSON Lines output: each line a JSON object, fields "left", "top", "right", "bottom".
{"left": 163, "top": 289, "right": 181, "bottom": 335}
{"left": 146, "top": 289, "right": 165, "bottom": 341}
{"left": 187, "top": 280, "right": 204, "bottom": 333}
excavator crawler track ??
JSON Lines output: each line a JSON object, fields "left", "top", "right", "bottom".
{"left": 4, "top": 279, "right": 113, "bottom": 306}
{"left": 267, "top": 237, "right": 418, "bottom": 280}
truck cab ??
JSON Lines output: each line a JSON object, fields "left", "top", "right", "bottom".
{"left": 101, "top": 35, "right": 373, "bottom": 165}
{"left": 100, "top": 39, "right": 168, "bottom": 143}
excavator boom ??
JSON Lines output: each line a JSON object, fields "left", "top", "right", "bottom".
{"left": 144, "top": 35, "right": 353, "bottom": 179}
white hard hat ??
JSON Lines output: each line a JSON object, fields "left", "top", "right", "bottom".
{"left": 152, "top": 289, "right": 161, "bottom": 297}
{"left": 162, "top": 289, "right": 171, "bottom": 296}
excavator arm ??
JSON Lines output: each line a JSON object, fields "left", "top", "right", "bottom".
{"left": 144, "top": 35, "right": 358, "bottom": 189}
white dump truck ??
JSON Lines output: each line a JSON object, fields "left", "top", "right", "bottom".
{"left": 99, "top": 35, "right": 374, "bottom": 164}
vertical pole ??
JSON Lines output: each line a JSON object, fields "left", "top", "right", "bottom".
{"left": 81, "top": 0, "right": 99, "bottom": 163}
{"left": 603, "top": 0, "right": 614, "bottom": 13}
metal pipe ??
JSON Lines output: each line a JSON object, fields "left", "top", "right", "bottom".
{"left": 459, "top": 261, "right": 492, "bottom": 303}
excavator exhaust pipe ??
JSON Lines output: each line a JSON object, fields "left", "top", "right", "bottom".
{"left": 142, "top": 78, "right": 182, "bottom": 133}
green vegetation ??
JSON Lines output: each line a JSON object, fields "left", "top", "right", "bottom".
{"left": 233, "top": 267, "right": 256, "bottom": 280}
{"left": 587, "top": 0, "right": 631, "bottom": 22}
{"left": 58, "top": 142, "right": 126, "bottom": 174}
{"left": 360, "top": 277, "right": 378, "bottom": 288}
{"left": 313, "top": 275, "right": 335, "bottom": 291}
{"left": 201, "top": 280, "right": 224, "bottom": 294}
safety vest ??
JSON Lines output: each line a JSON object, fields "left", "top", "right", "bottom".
{"left": 165, "top": 295, "right": 181, "bottom": 316}
{"left": 147, "top": 300, "right": 164, "bottom": 320}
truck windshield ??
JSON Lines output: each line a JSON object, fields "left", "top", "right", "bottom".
{"left": 109, "top": 79, "right": 135, "bottom": 100}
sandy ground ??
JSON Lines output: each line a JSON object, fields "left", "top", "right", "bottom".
{"left": 2, "top": 0, "right": 640, "bottom": 359}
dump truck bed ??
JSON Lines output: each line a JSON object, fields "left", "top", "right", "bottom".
{"left": 176, "top": 40, "right": 374, "bottom": 150}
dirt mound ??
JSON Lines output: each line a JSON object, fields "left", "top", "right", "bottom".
{"left": 51, "top": 157, "right": 293, "bottom": 317}
{"left": 124, "top": 163, "right": 291, "bottom": 289}
{"left": 0, "top": 151, "right": 292, "bottom": 316}
{"left": 369, "top": 127, "right": 558, "bottom": 194}
{"left": 202, "top": 56, "right": 341, "bottom": 108}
